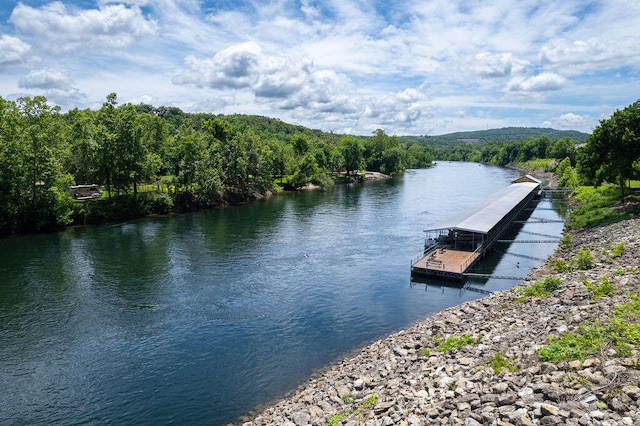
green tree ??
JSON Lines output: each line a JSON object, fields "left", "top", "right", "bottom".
{"left": 96, "top": 93, "right": 119, "bottom": 199}
{"left": 556, "top": 157, "right": 579, "bottom": 188}
{"left": 340, "top": 135, "right": 365, "bottom": 174}
{"left": 218, "top": 131, "right": 249, "bottom": 192}
{"left": 320, "top": 141, "right": 343, "bottom": 173}
{"left": 16, "top": 96, "right": 73, "bottom": 230}
{"left": 365, "top": 129, "right": 399, "bottom": 171}
{"left": 166, "top": 121, "right": 207, "bottom": 193}
{"left": 243, "top": 130, "right": 272, "bottom": 192}
{"left": 292, "top": 133, "right": 311, "bottom": 157}
{"left": 65, "top": 108, "right": 99, "bottom": 184}
{"left": 290, "top": 152, "right": 321, "bottom": 188}
{"left": 380, "top": 146, "right": 407, "bottom": 174}
{"left": 194, "top": 144, "right": 224, "bottom": 205}
{"left": 114, "top": 103, "right": 148, "bottom": 199}
{"left": 406, "top": 144, "right": 433, "bottom": 168}
{"left": 577, "top": 100, "right": 640, "bottom": 200}
{"left": 546, "top": 137, "right": 576, "bottom": 161}
{"left": 0, "top": 97, "right": 24, "bottom": 234}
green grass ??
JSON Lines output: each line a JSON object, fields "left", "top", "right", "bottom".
{"left": 488, "top": 352, "right": 517, "bottom": 374}
{"left": 358, "top": 393, "right": 378, "bottom": 409}
{"left": 583, "top": 277, "right": 616, "bottom": 299}
{"left": 611, "top": 242, "right": 625, "bottom": 258}
{"left": 517, "top": 158, "right": 555, "bottom": 172}
{"left": 518, "top": 277, "right": 563, "bottom": 300}
{"left": 329, "top": 393, "right": 379, "bottom": 425}
{"left": 559, "top": 234, "right": 573, "bottom": 247}
{"left": 554, "top": 259, "right": 570, "bottom": 273}
{"left": 538, "top": 322, "right": 608, "bottom": 362}
{"left": 574, "top": 248, "right": 595, "bottom": 270}
{"left": 327, "top": 413, "right": 344, "bottom": 426}
{"left": 538, "top": 292, "right": 640, "bottom": 361}
{"left": 434, "top": 333, "right": 482, "bottom": 352}
{"left": 341, "top": 394, "right": 356, "bottom": 405}
{"left": 568, "top": 185, "right": 640, "bottom": 229}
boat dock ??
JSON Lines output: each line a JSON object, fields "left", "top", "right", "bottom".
{"left": 410, "top": 175, "right": 542, "bottom": 281}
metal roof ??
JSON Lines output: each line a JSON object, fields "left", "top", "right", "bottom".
{"left": 424, "top": 181, "right": 539, "bottom": 234}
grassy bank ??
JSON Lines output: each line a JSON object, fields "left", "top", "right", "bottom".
{"left": 567, "top": 184, "right": 640, "bottom": 229}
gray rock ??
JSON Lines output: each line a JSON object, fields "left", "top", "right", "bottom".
{"left": 239, "top": 218, "right": 640, "bottom": 426}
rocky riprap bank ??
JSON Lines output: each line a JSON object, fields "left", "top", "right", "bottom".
{"left": 240, "top": 218, "right": 640, "bottom": 426}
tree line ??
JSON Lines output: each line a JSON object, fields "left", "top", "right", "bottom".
{"left": 2, "top": 92, "right": 637, "bottom": 236}
{"left": 430, "top": 135, "right": 578, "bottom": 165}
{"left": 0, "top": 94, "right": 434, "bottom": 236}
{"left": 430, "top": 99, "right": 640, "bottom": 201}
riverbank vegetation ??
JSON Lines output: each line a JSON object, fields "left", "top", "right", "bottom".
{"left": 424, "top": 99, "right": 640, "bottom": 230}
{"left": 0, "top": 94, "right": 433, "bottom": 236}
{"left": 2, "top": 93, "right": 638, "bottom": 236}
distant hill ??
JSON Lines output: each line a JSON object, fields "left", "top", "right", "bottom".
{"left": 398, "top": 127, "right": 589, "bottom": 147}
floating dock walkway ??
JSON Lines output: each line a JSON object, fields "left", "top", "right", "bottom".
{"left": 410, "top": 175, "right": 542, "bottom": 281}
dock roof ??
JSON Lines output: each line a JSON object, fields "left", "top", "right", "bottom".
{"left": 424, "top": 180, "right": 540, "bottom": 234}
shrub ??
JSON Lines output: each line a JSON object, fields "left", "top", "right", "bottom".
{"left": 142, "top": 192, "right": 174, "bottom": 215}
{"left": 559, "top": 234, "right": 573, "bottom": 247}
{"left": 434, "top": 334, "right": 482, "bottom": 352}
{"left": 538, "top": 292, "right": 640, "bottom": 361}
{"left": 489, "top": 352, "right": 517, "bottom": 374}
{"left": 575, "top": 248, "right": 595, "bottom": 270}
{"left": 611, "top": 242, "right": 625, "bottom": 258}
{"left": 327, "top": 413, "right": 344, "bottom": 426}
{"left": 554, "top": 259, "right": 570, "bottom": 273}
{"left": 359, "top": 393, "right": 378, "bottom": 409}
{"left": 538, "top": 322, "right": 607, "bottom": 362}
{"left": 521, "top": 277, "right": 563, "bottom": 299}
{"left": 583, "top": 277, "right": 616, "bottom": 299}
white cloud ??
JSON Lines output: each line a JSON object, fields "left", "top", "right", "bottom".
{"left": 173, "top": 41, "right": 357, "bottom": 110}
{"left": 472, "top": 52, "right": 531, "bottom": 80}
{"left": 364, "top": 89, "right": 425, "bottom": 124}
{"left": 9, "top": 2, "right": 158, "bottom": 53}
{"left": 17, "top": 68, "right": 87, "bottom": 106}
{"left": 0, "top": 35, "right": 31, "bottom": 69}
{"left": 541, "top": 112, "right": 597, "bottom": 133}
{"left": 173, "top": 42, "right": 261, "bottom": 90}
{"left": 540, "top": 37, "right": 640, "bottom": 71}
{"left": 18, "top": 69, "right": 74, "bottom": 90}
{"left": 2, "top": 0, "right": 639, "bottom": 135}
{"left": 506, "top": 73, "right": 566, "bottom": 98}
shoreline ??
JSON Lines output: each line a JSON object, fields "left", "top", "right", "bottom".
{"left": 238, "top": 217, "right": 640, "bottom": 425}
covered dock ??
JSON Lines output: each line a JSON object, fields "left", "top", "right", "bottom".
{"left": 411, "top": 175, "right": 541, "bottom": 280}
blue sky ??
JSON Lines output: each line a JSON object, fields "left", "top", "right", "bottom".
{"left": 1, "top": 0, "right": 639, "bottom": 136}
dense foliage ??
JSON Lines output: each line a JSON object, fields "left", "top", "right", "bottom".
{"left": 5, "top": 92, "right": 635, "bottom": 236}
{"left": 0, "top": 94, "right": 434, "bottom": 235}
{"left": 398, "top": 127, "right": 588, "bottom": 148}
{"left": 577, "top": 100, "right": 640, "bottom": 200}
{"left": 430, "top": 135, "right": 579, "bottom": 166}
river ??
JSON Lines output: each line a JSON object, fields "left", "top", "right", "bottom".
{"left": 0, "top": 162, "right": 567, "bottom": 425}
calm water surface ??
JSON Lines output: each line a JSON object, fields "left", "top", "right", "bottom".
{"left": 0, "top": 163, "right": 566, "bottom": 425}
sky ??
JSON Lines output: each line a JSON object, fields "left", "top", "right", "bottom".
{"left": 1, "top": 1, "right": 639, "bottom": 136}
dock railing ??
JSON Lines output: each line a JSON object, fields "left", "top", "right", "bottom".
{"left": 459, "top": 246, "right": 483, "bottom": 273}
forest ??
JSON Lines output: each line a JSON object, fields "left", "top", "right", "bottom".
{"left": 3, "top": 92, "right": 637, "bottom": 237}
{"left": 0, "top": 93, "right": 434, "bottom": 236}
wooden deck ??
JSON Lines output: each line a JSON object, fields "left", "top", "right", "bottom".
{"left": 411, "top": 248, "right": 481, "bottom": 280}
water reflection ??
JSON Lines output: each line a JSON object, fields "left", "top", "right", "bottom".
{"left": 0, "top": 163, "right": 567, "bottom": 425}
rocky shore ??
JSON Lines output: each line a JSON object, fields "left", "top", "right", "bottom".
{"left": 240, "top": 217, "right": 640, "bottom": 426}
